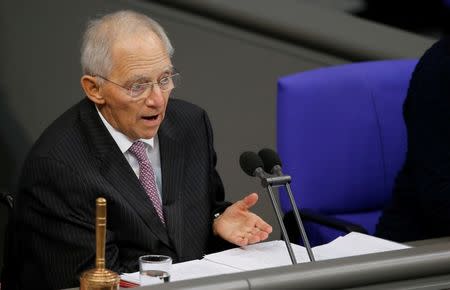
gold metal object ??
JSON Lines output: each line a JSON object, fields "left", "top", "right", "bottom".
{"left": 80, "top": 197, "right": 120, "bottom": 290}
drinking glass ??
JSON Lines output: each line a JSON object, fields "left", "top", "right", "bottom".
{"left": 139, "top": 255, "right": 172, "bottom": 286}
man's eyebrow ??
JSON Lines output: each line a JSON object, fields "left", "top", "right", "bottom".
{"left": 159, "top": 67, "right": 175, "bottom": 75}
{"left": 126, "top": 66, "right": 175, "bottom": 83}
{"left": 121, "top": 74, "right": 150, "bottom": 86}
{"left": 159, "top": 64, "right": 175, "bottom": 72}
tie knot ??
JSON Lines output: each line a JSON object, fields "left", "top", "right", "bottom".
{"left": 128, "top": 141, "right": 148, "bottom": 163}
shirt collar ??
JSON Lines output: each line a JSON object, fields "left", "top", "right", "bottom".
{"left": 96, "top": 106, "right": 154, "bottom": 153}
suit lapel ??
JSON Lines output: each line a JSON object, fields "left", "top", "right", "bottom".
{"left": 158, "top": 111, "right": 185, "bottom": 259}
{"left": 79, "top": 99, "right": 171, "bottom": 248}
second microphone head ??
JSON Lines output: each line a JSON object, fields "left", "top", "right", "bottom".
{"left": 258, "top": 148, "right": 282, "bottom": 173}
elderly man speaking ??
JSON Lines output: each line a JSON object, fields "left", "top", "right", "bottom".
{"left": 5, "top": 10, "right": 272, "bottom": 290}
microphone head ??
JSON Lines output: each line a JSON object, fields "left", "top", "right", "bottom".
{"left": 258, "top": 148, "right": 282, "bottom": 173}
{"left": 239, "top": 151, "right": 264, "bottom": 177}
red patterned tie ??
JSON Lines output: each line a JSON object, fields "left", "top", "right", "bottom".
{"left": 128, "top": 141, "right": 165, "bottom": 224}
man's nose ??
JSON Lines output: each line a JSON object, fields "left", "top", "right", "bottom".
{"left": 144, "top": 84, "right": 164, "bottom": 106}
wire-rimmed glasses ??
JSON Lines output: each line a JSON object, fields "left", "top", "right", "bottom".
{"left": 95, "top": 71, "right": 181, "bottom": 98}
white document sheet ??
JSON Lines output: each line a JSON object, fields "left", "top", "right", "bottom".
{"left": 121, "top": 258, "right": 240, "bottom": 284}
{"left": 313, "top": 232, "right": 410, "bottom": 260}
{"left": 170, "top": 259, "right": 240, "bottom": 281}
{"left": 204, "top": 232, "right": 410, "bottom": 270}
{"left": 121, "top": 232, "right": 410, "bottom": 285}
{"left": 204, "top": 240, "right": 310, "bottom": 271}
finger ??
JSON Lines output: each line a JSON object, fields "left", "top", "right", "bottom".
{"left": 242, "top": 192, "right": 259, "bottom": 209}
{"left": 247, "top": 233, "right": 261, "bottom": 244}
{"left": 236, "top": 236, "right": 249, "bottom": 247}
{"left": 231, "top": 233, "right": 249, "bottom": 247}
{"left": 256, "top": 231, "right": 269, "bottom": 241}
{"left": 249, "top": 226, "right": 269, "bottom": 241}
{"left": 255, "top": 219, "right": 273, "bottom": 233}
{"left": 250, "top": 227, "right": 260, "bottom": 235}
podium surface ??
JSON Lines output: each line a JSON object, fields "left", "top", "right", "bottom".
{"left": 143, "top": 242, "right": 450, "bottom": 289}
{"left": 63, "top": 239, "right": 450, "bottom": 290}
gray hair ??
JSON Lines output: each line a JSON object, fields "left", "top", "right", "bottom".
{"left": 81, "top": 10, "right": 174, "bottom": 76}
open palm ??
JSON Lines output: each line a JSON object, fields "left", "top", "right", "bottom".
{"left": 213, "top": 193, "right": 273, "bottom": 247}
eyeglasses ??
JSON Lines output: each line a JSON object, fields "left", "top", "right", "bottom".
{"left": 95, "top": 72, "right": 181, "bottom": 98}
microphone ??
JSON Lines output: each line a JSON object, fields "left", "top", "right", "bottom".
{"left": 240, "top": 150, "right": 300, "bottom": 264}
{"left": 239, "top": 151, "right": 268, "bottom": 180}
{"left": 258, "top": 148, "right": 315, "bottom": 262}
{"left": 258, "top": 148, "right": 283, "bottom": 176}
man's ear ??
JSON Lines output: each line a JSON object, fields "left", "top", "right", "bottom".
{"left": 81, "top": 75, "right": 105, "bottom": 105}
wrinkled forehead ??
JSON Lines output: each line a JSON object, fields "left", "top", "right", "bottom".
{"left": 109, "top": 32, "right": 173, "bottom": 79}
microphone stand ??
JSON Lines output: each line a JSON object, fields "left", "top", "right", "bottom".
{"left": 285, "top": 182, "right": 315, "bottom": 262}
{"left": 262, "top": 176, "right": 315, "bottom": 263}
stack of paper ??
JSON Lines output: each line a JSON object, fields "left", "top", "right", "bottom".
{"left": 203, "top": 240, "right": 309, "bottom": 271}
{"left": 121, "top": 232, "right": 409, "bottom": 285}
{"left": 312, "top": 232, "right": 409, "bottom": 260}
{"left": 121, "top": 259, "right": 240, "bottom": 285}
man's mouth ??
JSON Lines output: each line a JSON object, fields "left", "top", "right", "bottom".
{"left": 142, "top": 114, "right": 158, "bottom": 121}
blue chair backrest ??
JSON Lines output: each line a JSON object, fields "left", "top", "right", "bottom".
{"left": 277, "top": 59, "right": 418, "bottom": 245}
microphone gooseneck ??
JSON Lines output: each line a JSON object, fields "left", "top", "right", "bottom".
{"left": 240, "top": 150, "right": 298, "bottom": 264}
{"left": 242, "top": 148, "right": 316, "bottom": 263}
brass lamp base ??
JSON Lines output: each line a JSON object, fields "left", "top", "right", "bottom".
{"left": 80, "top": 268, "right": 120, "bottom": 290}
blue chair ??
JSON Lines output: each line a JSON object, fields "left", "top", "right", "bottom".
{"left": 277, "top": 59, "right": 418, "bottom": 246}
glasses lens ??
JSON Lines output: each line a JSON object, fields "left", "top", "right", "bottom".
{"left": 158, "top": 73, "right": 180, "bottom": 92}
{"left": 129, "top": 73, "right": 180, "bottom": 98}
{"left": 170, "top": 73, "right": 180, "bottom": 89}
{"left": 130, "top": 83, "right": 149, "bottom": 97}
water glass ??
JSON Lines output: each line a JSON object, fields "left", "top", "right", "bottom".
{"left": 139, "top": 255, "right": 172, "bottom": 286}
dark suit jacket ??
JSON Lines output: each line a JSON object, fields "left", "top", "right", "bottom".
{"left": 5, "top": 98, "right": 231, "bottom": 289}
{"left": 376, "top": 37, "right": 450, "bottom": 242}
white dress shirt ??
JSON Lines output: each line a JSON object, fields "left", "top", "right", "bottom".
{"left": 96, "top": 107, "right": 163, "bottom": 201}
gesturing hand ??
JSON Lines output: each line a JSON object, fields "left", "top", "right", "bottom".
{"left": 213, "top": 193, "right": 273, "bottom": 247}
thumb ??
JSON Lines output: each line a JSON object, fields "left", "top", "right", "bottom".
{"left": 240, "top": 192, "right": 259, "bottom": 210}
